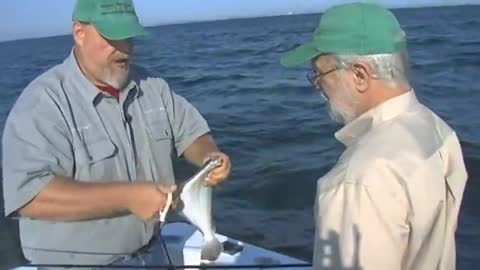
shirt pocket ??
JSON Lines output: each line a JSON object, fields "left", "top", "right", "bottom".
{"left": 85, "top": 139, "right": 116, "bottom": 164}
{"left": 74, "top": 123, "right": 116, "bottom": 167}
{"left": 144, "top": 108, "right": 172, "bottom": 141}
{"left": 73, "top": 135, "right": 117, "bottom": 180}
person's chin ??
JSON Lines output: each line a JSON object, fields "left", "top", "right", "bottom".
{"left": 327, "top": 105, "right": 356, "bottom": 125}
{"left": 111, "top": 71, "right": 130, "bottom": 89}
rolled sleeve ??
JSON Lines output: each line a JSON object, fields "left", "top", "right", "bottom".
{"left": 2, "top": 90, "right": 73, "bottom": 217}
{"left": 161, "top": 82, "right": 210, "bottom": 157}
{"left": 314, "top": 175, "right": 410, "bottom": 269}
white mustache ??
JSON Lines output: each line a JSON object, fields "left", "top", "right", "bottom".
{"left": 114, "top": 58, "right": 129, "bottom": 63}
{"left": 111, "top": 53, "right": 130, "bottom": 63}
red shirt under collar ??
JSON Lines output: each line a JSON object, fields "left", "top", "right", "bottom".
{"left": 97, "top": 85, "right": 120, "bottom": 100}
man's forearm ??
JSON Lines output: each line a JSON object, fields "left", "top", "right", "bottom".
{"left": 18, "top": 176, "right": 132, "bottom": 222}
{"left": 183, "top": 134, "right": 220, "bottom": 167}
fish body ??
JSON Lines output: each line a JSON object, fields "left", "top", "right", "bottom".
{"left": 177, "top": 156, "right": 224, "bottom": 262}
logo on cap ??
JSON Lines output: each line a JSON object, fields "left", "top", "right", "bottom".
{"left": 100, "top": 2, "right": 135, "bottom": 15}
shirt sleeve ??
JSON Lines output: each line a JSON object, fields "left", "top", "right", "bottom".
{"left": 2, "top": 88, "right": 74, "bottom": 217}
{"left": 160, "top": 81, "right": 211, "bottom": 157}
{"left": 313, "top": 169, "right": 410, "bottom": 269}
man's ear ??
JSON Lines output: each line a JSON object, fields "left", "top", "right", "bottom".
{"left": 72, "top": 22, "right": 86, "bottom": 47}
{"left": 351, "top": 62, "right": 371, "bottom": 93}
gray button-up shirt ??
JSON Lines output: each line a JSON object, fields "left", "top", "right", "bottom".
{"left": 2, "top": 49, "right": 210, "bottom": 265}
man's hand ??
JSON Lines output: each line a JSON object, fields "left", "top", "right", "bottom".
{"left": 203, "top": 152, "right": 231, "bottom": 186}
{"left": 182, "top": 134, "right": 231, "bottom": 186}
{"left": 15, "top": 177, "right": 177, "bottom": 222}
{"left": 127, "top": 183, "right": 177, "bottom": 221}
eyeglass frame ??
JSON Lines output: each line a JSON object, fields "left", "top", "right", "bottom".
{"left": 306, "top": 66, "right": 341, "bottom": 89}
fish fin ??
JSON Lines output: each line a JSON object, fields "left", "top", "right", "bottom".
{"left": 200, "top": 237, "right": 223, "bottom": 261}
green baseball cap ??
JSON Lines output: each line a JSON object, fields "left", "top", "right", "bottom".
{"left": 280, "top": 2, "right": 406, "bottom": 67}
{"left": 72, "top": 0, "right": 149, "bottom": 40}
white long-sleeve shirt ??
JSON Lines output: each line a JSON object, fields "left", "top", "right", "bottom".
{"left": 313, "top": 90, "right": 468, "bottom": 270}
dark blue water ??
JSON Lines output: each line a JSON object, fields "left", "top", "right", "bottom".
{"left": 1, "top": 5, "right": 479, "bottom": 269}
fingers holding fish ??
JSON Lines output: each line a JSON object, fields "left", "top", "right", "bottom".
{"left": 156, "top": 184, "right": 177, "bottom": 194}
{"left": 126, "top": 182, "right": 176, "bottom": 221}
{"left": 203, "top": 151, "right": 231, "bottom": 186}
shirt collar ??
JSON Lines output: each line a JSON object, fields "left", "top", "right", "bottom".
{"left": 334, "top": 89, "right": 419, "bottom": 147}
{"left": 64, "top": 48, "right": 140, "bottom": 104}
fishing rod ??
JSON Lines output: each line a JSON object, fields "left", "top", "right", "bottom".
{"left": 24, "top": 263, "right": 312, "bottom": 269}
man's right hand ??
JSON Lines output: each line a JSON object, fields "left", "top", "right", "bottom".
{"left": 17, "top": 176, "right": 178, "bottom": 222}
{"left": 126, "top": 183, "right": 177, "bottom": 221}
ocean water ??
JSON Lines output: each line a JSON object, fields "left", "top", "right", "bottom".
{"left": 0, "top": 5, "right": 479, "bottom": 269}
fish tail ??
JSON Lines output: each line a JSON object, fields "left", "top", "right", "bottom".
{"left": 200, "top": 237, "right": 223, "bottom": 261}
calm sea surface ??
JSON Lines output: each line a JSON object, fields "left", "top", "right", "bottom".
{"left": 0, "top": 5, "right": 479, "bottom": 269}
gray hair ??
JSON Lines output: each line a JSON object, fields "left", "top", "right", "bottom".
{"left": 334, "top": 49, "right": 410, "bottom": 87}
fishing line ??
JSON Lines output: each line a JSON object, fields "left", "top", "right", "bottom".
{"left": 158, "top": 192, "right": 176, "bottom": 270}
{"left": 159, "top": 232, "right": 176, "bottom": 270}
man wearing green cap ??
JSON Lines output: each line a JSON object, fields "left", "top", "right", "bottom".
{"left": 281, "top": 2, "right": 467, "bottom": 270}
{"left": 2, "top": 0, "right": 231, "bottom": 268}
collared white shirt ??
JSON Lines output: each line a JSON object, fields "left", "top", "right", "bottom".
{"left": 313, "top": 90, "right": 468, "bottom": 270}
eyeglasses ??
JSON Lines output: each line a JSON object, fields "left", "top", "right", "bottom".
{"left": 307, "top": 67, "right": 340, "bottom": 88}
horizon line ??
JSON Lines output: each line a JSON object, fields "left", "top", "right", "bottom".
{"left": 0, "top": 3, "right": 477, "bottom": 44}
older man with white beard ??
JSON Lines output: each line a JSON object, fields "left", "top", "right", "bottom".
{"left": 281, "top": 2, "right": 468, "bottom": 270}
{"left": 2, "top": 0, "right": 231, "bottom": 268}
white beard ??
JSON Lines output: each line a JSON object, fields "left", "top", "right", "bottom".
{"left": 327, "top": 100, "right": 356, "bottom": 125}
{"left": 320, "top": 90, "right": 356, "bottom": 125}
{"left": 99, "top": 66, "right": 129, "bottom": 90}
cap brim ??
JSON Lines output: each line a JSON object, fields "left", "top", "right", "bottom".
{"left": 280, "top": 42, "right": 320, "bottom": 68}
{"left": 95, "top": 18, "right": 150, "bottom": 41}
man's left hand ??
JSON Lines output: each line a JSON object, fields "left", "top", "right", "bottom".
{"left": 203, "top": 152, "right": 231, "bottom": 186}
